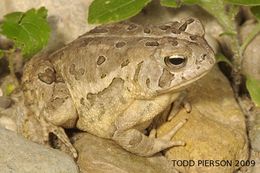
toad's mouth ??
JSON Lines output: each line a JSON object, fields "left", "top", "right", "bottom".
{"left": 157, "top": 69, "right": 210, "bottom": 94}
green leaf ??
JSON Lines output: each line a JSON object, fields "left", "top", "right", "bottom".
{"left": 251, "top": 6, "right": 260, "bottom": 20}
{"left": 225, "top": 0, "right": 260, "bottom": 6}
{"left": 88, "top": 0, "right": 151, "bottom": 24}
{"left": 219, "top": 31, "right": 237, "bottom": 37}
{"left": 0, "top": 7, "right": 50, "bottom": 59}
{"left": 160, "top": 0, "right": 208, "bottom": 7}
{"left": 2, "top": 12, "right": 24, "bottom": 23}
{"left": 160, "top": 0, "right": 181, "bottom": 7}
{"left": 246, "top": 76, "right": 260, "bottom": 107}
{"left": 182, "top": 0, "right": 201, "bottom": 4}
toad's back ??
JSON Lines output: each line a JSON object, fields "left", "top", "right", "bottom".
{"left": 51, "top": 20, "right": 211, "bottom": 95}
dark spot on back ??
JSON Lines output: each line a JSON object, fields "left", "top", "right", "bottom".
{"left": 80, "top": 97, "right": 85, "bottom": 105}
{"left": 77, "top": 38, "right": 91, "bottom": 47}
{"left": 101, "top": 74, "right": 106, "bottom": 78}
{"left": 179, "top": 23, "right": 187, "bottom": 31}
{"left": 121, "top": 59, "right": 130, "bottom": 68}
{"left": 146, "top": 78, "right": 150, "bottom": 88}
{"left": 134, "top": 61, "right": 143, "bottom": 82}
{"left": 89, "top": 27, "right": 109, "bottom": 34}
{"left": 97, "top": 56, "right": 106, "bottom": 65}
{"left": 69, "top": 64, "right": 85, "bottom": 80}
{"left": 190, "top": 35, "right": 198, "bottom": 40}
{"left": 186, "top": 18, "right": 195, "bottom": 24}
{"left": 202, "top": 54, "right": 207, "bottom": 60}
{"left": 69, "top": 64, "right": 76, "bottom": 75}
{"left": 115, "top": 41, "right": 126, "bottom": 48}
{"left": 172, "top": 40, "right": 178, "bottom": 46}
{"left": 144, "top": 28, "right": 151, "bottom": 34}
{"left": 159, "top": 25, "right": 170, "bottom": 30}
{"left": 86, "top": 93, "right": 95, "bottom": 106}
{"left": 145, "top": 41, "right": 159, "bottom": 47}
{"left": 168, "top": 37, "right": 178, "bottom": 46}
{"left": 171, "top": 28, "right": 181, "bottom": 34}
{"left": 127, "top": 24, "right": 138, "bottom": 31}
{"left": 38, "top": 68, "right": 55, "bottom": 84}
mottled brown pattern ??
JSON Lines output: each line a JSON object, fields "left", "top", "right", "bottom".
{"left": 145, "top": 41, "right": 159, "bottom": 46}
{"left": 134, "top": 61, "right": 143, "bottom": 82}
{"left": 158, "top": 69, "right": 175, "bottom": 88}
{"left": 38, "top": 68, "right": 55, "bottom": 84}
{"left": 97, "top": 56, "right": 106, "bottom": 65}
{"left": 115, "top": 41, "right": 126, "bottom": 48}
{"left": 121, "top": 59, "right": 130, "bottom": 68}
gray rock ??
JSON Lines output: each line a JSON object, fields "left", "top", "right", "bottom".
{"left": 0, "top": 128, "right": 79, "bottom": 173}
{"left": 250, "top": 108, "right": 260, "bottom": 152}
{"left": 74, "top": 133, "right": 178, "bottom": 173}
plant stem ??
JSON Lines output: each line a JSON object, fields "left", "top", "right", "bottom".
{"left": 6, "top": 50, "right": 19, "bottom": 87}
{"left": 217, "top": 12, "right": 243, "bottom": 95}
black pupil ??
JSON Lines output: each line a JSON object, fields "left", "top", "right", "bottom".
{"left": 169, "top": 57, "right": 185, "bottom": 65}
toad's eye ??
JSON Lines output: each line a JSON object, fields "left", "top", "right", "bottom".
{"left": 164, "top": 55, "right": 187, "bottom": 69}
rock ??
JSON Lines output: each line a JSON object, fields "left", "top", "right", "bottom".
{"left": 240, "top": 20, "right": 260, "bottom": 80}
{"left": 74, "top": 132, "right": 178, "bottom": 173}
{"left": 0, "top": 128, "right": 79, "bottom": 173}
{"left": 0, "top": 115, "right": 17, "bottom": 131}
{"left": 0, "top": 96, "right": 12, "bottom": 108}
{"left": 249, "top": 108, "right": 260, "bottom": 152}
{"left": 247, "top": 152, "right": 260, "bottom": 173}
{"left": 157, "top": 66, "right": 248, "bottom": 173}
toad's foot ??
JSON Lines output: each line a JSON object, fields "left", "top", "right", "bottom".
{"left": 39, "top": 116, "right": 78, "bottom": 158}
{"left": 113, "top": 119, "right": 187, "bottom": 156}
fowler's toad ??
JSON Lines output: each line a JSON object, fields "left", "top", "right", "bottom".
{"left": 21, "top": 18, "right": 215, "bottom": 158}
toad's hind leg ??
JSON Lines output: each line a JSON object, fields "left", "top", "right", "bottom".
{"left": 37, "top": 82, "right": 78, "bottom": 158}
{"left": 22, "top": 56, "right": 78, "bottom": 158}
